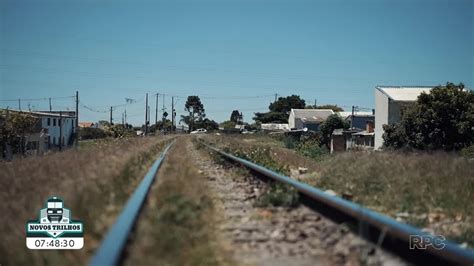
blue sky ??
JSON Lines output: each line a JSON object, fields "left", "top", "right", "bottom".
{"left": 1, "top": 0, "right": 472, "bottom": 125}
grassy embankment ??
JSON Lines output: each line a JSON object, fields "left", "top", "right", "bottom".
{"left": 0, "top": 136, "right": 173, "bottom": 265}
{"left": 202, "top": 134, "right": 474, "bottom": 247}
{"left": 124, "top": 137, "right": 232, "bottom": 266}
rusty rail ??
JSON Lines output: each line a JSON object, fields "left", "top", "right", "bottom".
{"left": 200, "top": 141, "right": 474, "bottom": 265}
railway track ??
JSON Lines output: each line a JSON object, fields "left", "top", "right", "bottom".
{"left": 87, "top": 137, "right": 473, "bottom": 265}
{"left": 90, "top": 141, "right": 175, "bottom": 266}
{"left": 199, "top": 140, "right": 474, "bottom": 266}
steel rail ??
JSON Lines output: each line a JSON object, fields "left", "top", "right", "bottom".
{"left": 200, "top": 141, "right": 474, "bottom": 265}
{"left": 90, "top": 141, "right": 175, "bottom": 266}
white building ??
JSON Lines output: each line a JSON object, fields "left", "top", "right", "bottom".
{"left": 38, "top": 111, "right": 76, "bottom": 149}
{"left": 3, "top": 109, "right": 76, "bottom": 155}
{"left": 260, "top": 123, "right": 290, "bottom": 132}
{"left": 374, "top": 86, "right": 432, "bottom": 149}
{"left": 288, "top": 109, "right": 334, "bottom": 131}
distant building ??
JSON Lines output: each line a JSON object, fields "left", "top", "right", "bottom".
{"left": 234, "top": 124, "right": 245, "bottom": 130}
{"left": 78, "top": 122, "right": 96, "bottom": 128}
{"left": 260, "top": 123, "right": 290, "bottom": 132}
{"left": 337, "top": 111, "right": 375, "bottom": 130}
{"left": 330, "top": 121, "right": 375, "bottom": 153}
{"left": 288, "top": 109, "right": 334, "bottom": 131}
{"left": 374, "top": 86, "right": 432, "bottom": 149}
{"left": 331, "top": 129, "right": 352, "bottom": 153}
{"left": 176, "top": 124, "right": 189, "bottom": 133}
{"left": 352, "top": 121, "right": 375, "bottom": 148}
{"left": 1, "top": 109, "right": 76, "bottom": 157}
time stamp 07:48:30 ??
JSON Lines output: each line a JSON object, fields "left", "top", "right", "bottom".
{"left": 26, "top": 237, "right": 84, "bottom": 249}
{"left": 34, "top": 239, "right": 76, "bottom": 248}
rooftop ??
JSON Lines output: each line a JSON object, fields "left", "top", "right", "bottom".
{"left": 376, "top": 86, "right": 433, "bottom": 101}
{"left": 337, "top": 111, "right": 374, "bottom": 119}
{"left": 1, "top": 109, "right": 76, "bottom": 118}
{"left": 79, "top": 122, "right": 95, "bottom": 127}
{"left": 291, "top": 109, "right": 334, "bottom": 121}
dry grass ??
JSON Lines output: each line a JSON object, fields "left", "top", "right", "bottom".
{"left": 124, "top": 136, "right": 232, "bottom": 266}
{"left": 0, "top": 136, "right": 173, "bottom": 265}
{"left": 312, "top": 151, "right": 474, "bottom": 246}
{"left": 203, "top": 135, "right": 320, "bottom": 173}
{"left": 202, "top": 134, "right": 474, "bottom": 247}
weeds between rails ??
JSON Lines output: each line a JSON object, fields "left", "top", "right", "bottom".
{"left": 124, "top": 138, "right": 232, "bottom": 266}
{"left": 195, "top": 139, "right": 300, "bottom": 209}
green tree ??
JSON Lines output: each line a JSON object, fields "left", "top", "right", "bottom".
{"left": 319, "top": 114, "right": 350, "bottom": 149}
{"left": 220, "top": 120, "right": 236, "bottom": 129}
{"left": 97, "top": 120, "right": 111, "bottom": 128}
{"left": 254, "top": 95, "right": 306, "bottom": 123}
{"left": 382, "top": 123, "right": 407, "bottom": 149}
{"left": 230, "top": 110, "right": 242, "bottom": 124}
{"left": 269, "top": 95, "right": 306, "bottom": 113}
{"left": 0, "top": 110, "right": 39, "bottom": 157}
{"left": 150, "top": 119, "right": 172, "bottom": 133}
{"left": 78, "top": 127, "right": 107, "bottom": 140}
{"left": 107, "top": 124, "right": 134, "bottom": 138}
{"left": 196, "top": 118, "right": 219, "bottom": 131}
{"left": 183, "top": 96, "right": 205, "bottom": 131}
{"left": 306, "top": 104, "right": 344, "bottom": 112}
{"left": 383, "top": 82, "right": 473, "bottom": 151}
{"left": 253, "top": 111, "right": 289, "bottom": 123}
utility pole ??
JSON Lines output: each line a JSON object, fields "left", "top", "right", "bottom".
{"left": 351, "top": 105, "right": 358, "bottom": 129}
{"left": 351, "top": 105, "right": 354, "bottom": 128}
{"left": 124, "top": 109, "right": 127, "bottom": 125}
{"left": 147, "top": 106, "right": 150, "bottom": 130}
{"left": 155, "top": 93, "right": 159, "bottom": 129}
{"left": 162, "top": 94, "right": 166, "bottom": 126}
{"left": 18, "top": 99, "right": 21, "bottom": 110}
{"left": 49, "top": 98, "right": 52, "bottom": 112}
{"left": 75, "top": 91, "right": 79, "bottom": 147}
{"left": 145, "top": 93, "right": 149, "bottom": 135}
{"left": 110, "top": 106, "right": 113, "bottom": 125}
{"left": 59, "top": 111, "right": 63, "bottom": 151}
{"left": 171, "top": 96, "right": 175, "bottom": 133}
{"left": 274, "top": 93, "right": 278, "bottom": 103}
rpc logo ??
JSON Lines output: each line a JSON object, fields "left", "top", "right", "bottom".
{"left": 409, "top": 235, "right": 446, "bottom": 250}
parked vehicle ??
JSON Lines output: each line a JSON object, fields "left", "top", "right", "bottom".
{"left": 190, "top": 128, "right": 207, "bottom": 134}
{"left": 241, "top": 129, "right": 255, "bottom": 134}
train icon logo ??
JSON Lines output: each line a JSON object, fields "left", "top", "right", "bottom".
{"left": 26, "top": 196, "right": 84, "bottom": 249}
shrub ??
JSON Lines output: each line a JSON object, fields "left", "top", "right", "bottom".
{"left": 282, "top": 135, "right": 298, "bottom": 149}
{"left": 106, "top": 124, "right": 134, "bottom": 138}
{"left": 460, "top": 145, "right": 474, "bottom": 158}
{"left": 297, "top": 142, "right": 328, "bottom": 160}
{"left": 295, "top": 131, "right": 328, "bottom": 160}
{"left": 255, "top": 182, "right": 299, "bottom": 208}
{"left": 232, "top": 146, "right": 290, "bottom": 175}
{"left": 78, "top": 127, "right": 107, "bottom": 140}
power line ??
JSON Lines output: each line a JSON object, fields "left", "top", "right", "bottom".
{"left": 0, "top": 95, "right": 74, "bottom": 102}
{"left": 206, "top": 107, "right": 269, "bottom": 113}
{"left": 80, "top": 103, "right": 109, "bottom": 113}
{"left": 198, "top": 94, "right": 274, "bottom": 100}
{"left": 3, "top": 43, "right": 456, "bottom": 69}
{"left": 10, "top": 58, "right": 367, "bottom": 83}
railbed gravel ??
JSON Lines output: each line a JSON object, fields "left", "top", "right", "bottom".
{"left": 191, "top": 140, "right": 407, "bottom": 266}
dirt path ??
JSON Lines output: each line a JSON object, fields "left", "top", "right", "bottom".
{"left": 191, "top": 139, "right": 406, "bottom": 266}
